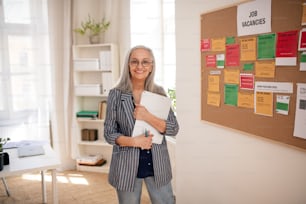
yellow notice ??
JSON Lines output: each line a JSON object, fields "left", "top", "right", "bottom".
{"left": 207, "top": 92, "right": 220, "bottom": 107}
{"left": 255, "top": 61, "right": 275, "bottom": 78}
{"left": 255, "top": 91, "right": 273, "bottom": 116}
{"left": 240, "top": 37, "right": 256, "bottom": 61}
{"left": 238, "top": 92, "right": 254, "bottom": 109}
{"left": 208, "top": 75, "right": 220, "bottom": 92}
{"left": 224, "top": 69, "right": 240, "bottom": 84}
{"left": 211, "top": 37, "right": 226, "bottom": 52}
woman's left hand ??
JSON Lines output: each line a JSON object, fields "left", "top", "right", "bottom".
{"left": 133, "top": 104, "right": 150, "bottom": 121}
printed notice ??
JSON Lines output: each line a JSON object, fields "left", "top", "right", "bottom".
{"left": 207, "top": 92, "right": 221, "bottom": 107}
{"left": 257, "top": 33, "right": 276, "bottom": 59}
{"left": 293, "top": 83, "right": 306, "bottom": 139}
{"left": 208, "top": 75, "right": 220, "bottom": 92}
{"left": 255, "top": 91, "right": 273, "bottom": 117}
{"left": 225, "top": 44, "right": 240, "bottom": 67}
{"left": 254, "top": 82, "right": 293, "bottom": 117}
{"left": 298, "top": 28, "right": 306, "bottom": 51}
{"left": 211, "top": 37, "right": 226, "bottom": 52}
{"left": 224, "top": 69, "right": 240, "bottom": 84}
{"left": 201, "top": 38, "right": 211, "bottom": 52}
{"left": 255, "top": 81, "right": 293, "bottom": 93}
{"left": 224, "top": 84, "right": 238, "bottom": 106}
{"left": 276, "top": 95, "right": 290, "bottom": 115}
{"left": 255, "top": 61, "right": 275, "bottom": 78}
{"left": 243, "top": 63, "right": 254, "bottom": 71}
{"left": 238, "top": 92, "right": 254, "bottom": 109}
{"left": 300, "top": 52, "right": 306, "bottom": 71}
{"left": 240, "top": 73, "right": 254, "bottom": 90}
{"left": 275, "top": 30, "right": 298, "bottom": 66}
{"left": 240, "top": 37, "right": 257, "bottom": 61}
{"left": 206, "top": 54, "right": 216, "bottom": 67}
{"left": 237, "top": 0, "right": 271, "bottom": 36}
{"left": 226, "top": 36, "right": 235, "bottom": 44}
{"left": 216, "top": 54, "right": 225, "bottom": 68}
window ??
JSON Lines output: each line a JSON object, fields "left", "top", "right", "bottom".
{"left": 0, "top": 0, "right": 51, "bottom": 141}
{"left": 130, "top": 0, "right": 176, "bottom": 93}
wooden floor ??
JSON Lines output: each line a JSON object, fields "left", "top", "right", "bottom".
{"left": 0, "top": 170, "right": 150, "bottom": 204}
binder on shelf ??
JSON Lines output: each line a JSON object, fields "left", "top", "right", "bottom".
{"left": 74, "top": 58, "right": 100, "bottom": 71}
{"left": 99, "top": 50, "right": 112, "bottom": 71}
{"left": 81, "top": 129, "right": 98, "bottom": 141}
{"left": 81, "top": 129, "right": 90, "bottom": 141}
{"left": 89, "top": 129, "right": 98, "bottom": 141}
{"left": 98, "top": 101, "right": 107, "bottom": 119}
{"left": 76, "top": 110, "right": 99, "bottom": 118}
{"left": 74, "top": 84, "right": 102, "bottom": 96}
{"left": 102, "top": 72, "right": 112, "bottom": 95}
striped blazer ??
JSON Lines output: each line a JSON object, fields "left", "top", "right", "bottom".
{"left": 104, "top": 88, "right": 179, "bottom": 192}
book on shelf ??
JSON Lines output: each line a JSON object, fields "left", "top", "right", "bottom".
{"left": 98, "top": 101, "right": 107, "bottom": 119}
{"left": 81, "top": 129, "right": 89, "bottom": 141}
{"left": 81, "top": 129, "right": 98, "bottom": 141}
{"left": 89, "top": 129, "right": 98, "bottom": 141}
{"left": 77, "top": 154, "right": 106, "bottom": 166}
{"left": 76, "top": 110, "right": 99, "bottom": 119}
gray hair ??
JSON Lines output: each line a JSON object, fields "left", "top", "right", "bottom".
{"left": 114, "top": 45, "right": 166, "bottom": 96}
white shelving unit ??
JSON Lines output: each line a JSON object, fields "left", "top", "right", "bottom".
{"left": 71, "top": 43, "right": 119, "bottom": 173}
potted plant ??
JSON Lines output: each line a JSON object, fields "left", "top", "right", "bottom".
{"left": 74, "top": 14, "right": 110, "bottom": 44}
{"left": 0, "top": 137, "right": 10, "bottom": 171}
{"left": 0, "top": 137, "right": 10, "bottom": 152}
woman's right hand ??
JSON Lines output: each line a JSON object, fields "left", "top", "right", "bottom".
{"left": 133, "top": 132, "right": 153, "bottom": 150}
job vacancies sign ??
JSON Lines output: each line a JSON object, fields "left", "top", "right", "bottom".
{"left": 237, "top": 0, "right": 271, "bottom": 36}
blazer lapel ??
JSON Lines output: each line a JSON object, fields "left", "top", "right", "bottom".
{"left": 120, "top": 93, "right": 135, "bottom": 131}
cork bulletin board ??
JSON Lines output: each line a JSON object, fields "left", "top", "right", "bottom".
{"left": 201, "top": 0, "right": 306, "bottom": 150}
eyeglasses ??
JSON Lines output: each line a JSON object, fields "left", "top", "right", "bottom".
{"left": 129, "top": 60, "right": 153, "bottom": 67}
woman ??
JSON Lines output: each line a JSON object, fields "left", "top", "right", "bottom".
{"left": 104, "top": 45, "right": 179, "bottom": 204}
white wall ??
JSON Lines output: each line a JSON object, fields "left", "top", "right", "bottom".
{"left": 175, "top": 1, "right": 306, "bottom": 204}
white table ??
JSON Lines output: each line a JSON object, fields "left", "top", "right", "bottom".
{"left": 0, "top": 144, "right": 61, "bottom": 204}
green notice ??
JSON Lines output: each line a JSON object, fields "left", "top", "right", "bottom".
{"left": 301, "top": 53, "right": 306, "bottom": 62}
{"left": 276, "top": 102, "right": 288, "bottom": 111}
{"left": 226, "top": 36, "right": 235, "bottom": 44}
{"left": 217, "top": 60, "right": 225, "bottom": 67}
{"left": 257, "top": 33, "right": 276, "bottom": 59}
{"left": 224, "top": 84, "right": 238, "bottom": 106}
{"left": 243, "top": 63, "right": 254, "bottom": 71}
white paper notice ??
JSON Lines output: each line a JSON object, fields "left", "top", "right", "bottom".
{"left": 275, "top": 57, "right": 297, "bottom": 66}
{"left": 255, "top": 81, "right": 293, "bottom": 93}
{"left": 293, "top": 83, "right": 306, "bottom": 139}
{"left": 237, "top": 0, "right": 271, "bottom": 36}
{"left": 276, "top": 95, "right": 290, "bottom": 115}
{"left": 300, "top": 52, "right": 306, "bottom": 71}
{"left": 132, "top": 91, "right": 171, "bottom": 144}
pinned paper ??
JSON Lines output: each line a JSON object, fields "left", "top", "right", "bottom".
{"left": 276, "top": 95, "right": 290, "bottom": 115}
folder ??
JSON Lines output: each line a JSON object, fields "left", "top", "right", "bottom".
{"left": 76, "top": 110, "right": 98, "bottom": 118}
{"left": 132, "top": 91, "right": 171, "bottom": 144}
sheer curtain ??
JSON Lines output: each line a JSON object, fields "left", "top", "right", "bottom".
{"left": 0, "top": 0, "right": 75, "bottom": 170}
{"left": 0, "top": 0, "right": 52, "bottom": 142}
{"left": 48, "top": 0, "right": 75, "bottom": 170}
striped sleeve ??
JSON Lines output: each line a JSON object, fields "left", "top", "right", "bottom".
{"left": 164, "top": 108, "right": 179, "bottom": 136}
{"left": 104, "top": 89, "right": 121, "bottom": 145}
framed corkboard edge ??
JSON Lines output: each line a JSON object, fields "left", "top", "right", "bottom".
{"left": 200, "top": 0, "right": 306, "bottom": 150}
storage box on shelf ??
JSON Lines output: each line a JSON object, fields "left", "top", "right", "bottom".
{"left": 74, "top": 58, "right": 99, "bottom": 71}
{"left": 72, "top": 43, "right": 119, "bottom": 173}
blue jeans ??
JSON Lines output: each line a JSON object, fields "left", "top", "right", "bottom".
{"left": 117, "top": 177, "right": 175, "bottom": 204}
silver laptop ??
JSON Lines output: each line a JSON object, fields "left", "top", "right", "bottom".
{"left": 18, "top": 145, "right": 45, "bottom": 157}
